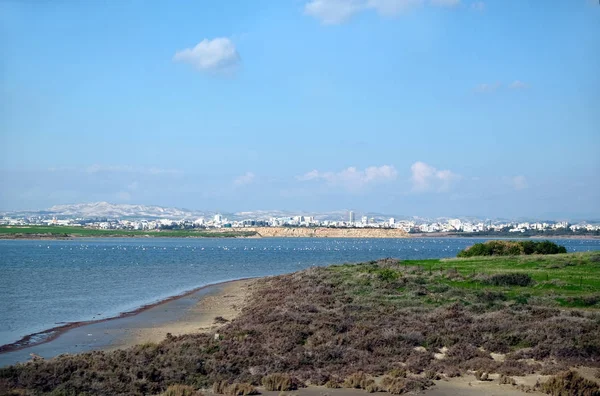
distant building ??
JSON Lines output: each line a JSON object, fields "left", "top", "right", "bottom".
{"left": 349, "top": 211, "right": 355, "bottom": 224}
{"left": 361, "top": 216, "right": 368, "bottom": 225}
{"left": 214, "top": 214, "right": 223, "bottom": 223}
{"left": 389, "top": 217, "right": 395, "bottom": 225}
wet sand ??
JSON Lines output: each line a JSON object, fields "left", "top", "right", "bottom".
{"left": 0, "top": 278, "right": 254, "bottom": 367}
{"left": 108, "top": 278, "right": 254, "bottom": 350}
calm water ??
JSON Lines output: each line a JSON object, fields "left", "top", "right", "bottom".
{"left": 1, "top": 237, "right": 599, "bottom": 348}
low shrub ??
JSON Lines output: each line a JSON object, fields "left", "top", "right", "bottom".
{"left": 381, "top": 376, "right": 431, "bottom": 394}
{"left": 499, "top": 375, "right": 516, "bottom": 385}
{"left": 386, "top": 368, "right": 407, "bottom": 378}
{"left": 164, "top": 384, "right": 201, "bottom": 396}
{"left": 474, "top": 370, "right": 489, "bottom": 381}
{"left": 324, "top": 380, "right": 341, "bottom": 389}
{"left": 458, "top": 240, "right": 566, "bottom": 258}
{"left": 261, "top": 374, "right": 299, "bottom": 392}
{"left": 343, "top": 372, "right": 374, "bottom": 389}
{"left": 485, "top": 273, "right": 534, "bottom": 287}
{"left": 213, "top": 381, "right": 229, "bottom": 394}
{"left": 538, "top": 370, "right": 600, "bottom": 396}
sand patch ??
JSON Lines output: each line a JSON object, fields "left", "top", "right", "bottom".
{"left": 109, "top": 279, "right": 254, "bottom": 349}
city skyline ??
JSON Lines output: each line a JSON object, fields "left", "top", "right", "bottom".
{"left": 2, "top": 201, "right": 599, "bottom": 223}
{"left": 1, "top": 1, "right": 599, "bottom": 218}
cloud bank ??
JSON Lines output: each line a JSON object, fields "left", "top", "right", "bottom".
{"left": 298, "top": 165, "right": 398, "bottom": 190}
{"left": 410, "top": 161, "right": 460, "bottom": 192}
{"left": 304, "top": 0, "right": 460, "bottom": 24}
{"left": 174, "top": 38, "right": 240, "bottom": 72}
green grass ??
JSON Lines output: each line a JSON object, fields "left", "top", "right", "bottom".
{"left": 0, "top": 225, "right": 257, "bottom": 238}
{"left": 329, "top": 252, "right": 600, "bottom": 308}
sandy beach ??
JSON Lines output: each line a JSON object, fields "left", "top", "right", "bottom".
{"left": 107, "top": 278, "right": 255, "bottom": 350}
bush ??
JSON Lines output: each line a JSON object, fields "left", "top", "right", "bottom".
{"left": 499, "top": 375, "right": 516, "bottom": 385}
{"left": 538, "top": 370, "right": 600, "bottom": 396}
{"left": 378, "top": 268, "right": 399, "bottom": 282}
{"left": 164, "top": 384, "right": 201, "bottom": 396}
{"left": 324, "top": 380, "right": 341, "bottom": 389}
{"left": 485, "top": 273, "right": 534, "bottom": 287}
{"left": 458, "top": 240, "right": 566, "bottom": 258}
{"left": 381, "top": 376, "right": 431, "bottom": 394}
{"left": 343, "top": 372, "right": 374, "bottom": 389}
{"left": 213, "top": 381, "right": 229, "bottom": 394}
{"left": 261, "top": 374, "right": 299, "bottom": 391}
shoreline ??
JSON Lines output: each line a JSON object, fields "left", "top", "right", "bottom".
{"left": 0, "top": 277, "right": 255, "bottom": 356}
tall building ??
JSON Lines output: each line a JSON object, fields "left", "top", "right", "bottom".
{"left": 214, "top": 214, "right": 223, "bottom": 223}
{"left": 361, "top": 216, "right": 368, "bottom": 225}
{"left": 389, "top": 217, "right": 395, "bottom": 225}
{"left": 349, "top": 211, "right": 355, "bottom": 224}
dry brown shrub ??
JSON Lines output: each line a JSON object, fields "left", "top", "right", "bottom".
{"left": 499, "top": 375, "right": 516, "bottom": 385}
{"left": 538, "top": 370, "right": 600, "bottom": 396}
{"left": 343, "top": 372, "right": 373, "bottom": 389}
{"left": 386, "top": 368, "right": 407, "bottom": 378}
{"left": 365, "top": 383, "right": 380, "bottom": 393}
{"left": 474, "top": 370, "right": 489, "bottom": 381}
{"left": 381, "top": 376, "right": 431, "bottom": 394}
{"left": 213, "top": 381, "right": 229, "bottom": 394}
{"left": 324, "top": 380, "right": 342, "bottom": 388}
{"left": 497, "top": 359, "right": 540, "bottom": 376}
{"left": 262, "top": 374, "right": 299, "bottom": 391}
{"left": 164, "top": 384, "right": 202, "bottom": 396}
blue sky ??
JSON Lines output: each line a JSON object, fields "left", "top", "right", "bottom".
{"left": 1, "top": 0, "right": 599, "bottom": 219}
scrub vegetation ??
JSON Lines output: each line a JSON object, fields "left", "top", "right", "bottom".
{"left": 458, "top": 241, "right": 567, "bottom": 257}
{"left": 457, "top": 240, "right": 567, "bottom": 257}
{"left": 1, "top": 252, "right": 599, "bottom": 395}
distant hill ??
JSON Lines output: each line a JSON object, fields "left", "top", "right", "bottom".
{"left": 2, "top": 202, "right": 205, "bottom": 220}
{"left": 1, "top": 202, "right": 410, "bottom": 222}
{"left": 46, "top": 202, "right": 199, "bottom": 219}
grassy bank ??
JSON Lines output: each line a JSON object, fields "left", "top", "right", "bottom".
{"left": 0, "top": 225, "right": 257, "bottom": 238}
{"left": 1, "top": 252, "right": 599, "bottom": 395}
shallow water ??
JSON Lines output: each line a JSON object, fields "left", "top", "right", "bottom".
{"left": 1, "top": 237, "right": 598, "bottom": 349}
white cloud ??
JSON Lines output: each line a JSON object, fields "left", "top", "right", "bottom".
{"left": 429, "top": 0, "right": 460, "bottom": 7}
{"left": 510, "top": 175, "right": 528, "bottom": 190}
{"left": 304, "top": 0, "right": 460, "bottom": 23}
{"left": 304, "top": 0, "right": 363, "bottom": 24}
{"left": 297, "top": 165, "right": 398, "bottom": 190}
{"left": 471, "top": 1, "right": 484, "bottom": 11}
{"left": 509, "top": 80, "right": 529, "bottom": 89}
{"left": 474, "top": 82, "right": 501, "bottom": 93}
{"left": 173, "top": 38, "right": 240, "bottom": 72}
{"left": 234, "top": 172, "right": 256, "bottom": 186}
{"left": 410, "top": 161, "right": 460, "bottom": 192}
{"left": 366, "top": 0, "right": 424, "bottom": 16}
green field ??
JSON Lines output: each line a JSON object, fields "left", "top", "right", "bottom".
{"left": 330, "top": 252, "right": 600, "bottom": 308}
{"left": 0, "top": 225, "right": 257, "bottom": 238}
